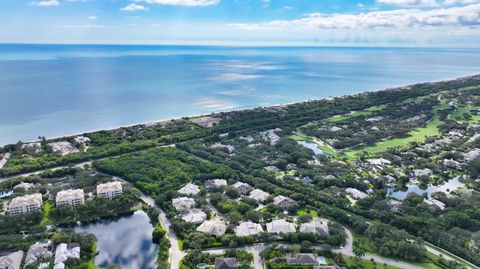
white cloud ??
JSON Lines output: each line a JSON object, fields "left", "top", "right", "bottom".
{"left": 31, "top": 0, "right": 59, "bottom": 7}
{"left": 377, "top": 0, "right": 480, "bottom": 6}
{"left": 194, "top": 97, "right": 238, "bottom": 110}
{"left": 121, "top": 3, "right": 148, "bottom": 11}
{"left": 229, "top": 3, "right": 480, "bottom": 29}
{"left": 213, "top": 73, "right": 262, "bottom": 82}
{"left": 61, "top": 24, "right": 104, "bottom": 28}
{"left": 87, "top": 16, "right": 97, "bottom": 20}
{"left": 136, "top": 0, "right": 219, "bottom": 6}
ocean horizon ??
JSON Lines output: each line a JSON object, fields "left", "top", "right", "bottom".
{"left": 0, "top": 44, "right": 479, "bottom": 146}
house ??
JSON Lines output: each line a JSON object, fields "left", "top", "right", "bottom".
{"left": 0, "top": 250, "right": 23, "bottom": 269}
{"left": 54, "top": 243, "right": 80, "bottom": 269}
{"left": 286, "top": 253, "right": 319, "bottom": 266}
{"left": 181, "top": 209, "right": 207, "bottom": 224}
{"left": 232, "top": 182, "right": 253, "bottom": 195}
{"left": 463, "top": 148, "right": 480, "bottom": 162}
{"left": 273, "top": 195, "right": 296, "bottom": 209}
{"left": 96, "top": 181, "right": 123, "bottom": 200}
{"left": 211, "top": 143, "right": 236, "bottom": 154}
{"left": 22, "top": 142, "right": 42, "bottom": 154}
{"left": 264, "top": 166, "right": 280, "bottom": 173}
{"left": 248, "top": 189, "right": 269, "bottom": 203}
{"left": 196, "top": 219, "right": 227, "bottom": 237}
{"left": 413, "top": 168, "right": 433, "bottom": 178}
{"left": 74, "top": 136, "right": 90, "bottom": 145}
{"left": 345, "top": 188, "right": 368, "bottom": 199}
{"left": 56, "top": 189, "right": 84, "bottom": 207}
{"left": 261, "top": 128, "right": 281, "bottom": 146}
{"left": 178, "top": 183, "right": 201, "bottom": 196}
{"left": 215, "top": 258, "right": 237, "bottom": 269}
{"left": 266, "top": 219, "right": 296, "bottom": 234}
{"left": 47, "top": 141, "right": 79, "bottom": 156}
{"left": 8, "top": 193, "right": 42, "bottom": 215}
{"left": 367, "top": 158, "right": 391, "bottom": 166}
{"left": 424, "top": 198, "right": 446, "bottom": 210}
{"left": 13, "top": 182, "right": 34, "bottom": 190}
{"left": 299, "top": 219, "right": 329, "bottom": 235}
{"left": 235, "top": 221, "right": 264, "bottom": 237}
{"left": 25, "top": 241, "right": 54, "bottom": 267}
{"left": 172, "top": 197, "right": 196, "bottom": 212}
{"left": 205, "top": 179, "right": 227, "bottom": 190}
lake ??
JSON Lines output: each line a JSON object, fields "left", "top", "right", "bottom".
{"left": 387, "top": 176, "right": 466, "bottom": 200}
{"left": 75, "top": 211, "right": 158, "bottom": 269}
{"left": 0, "top": 44, "right": 479, "bottom": 145}
{"left": 297, "top": 141, "right": 330, "bottom": 157}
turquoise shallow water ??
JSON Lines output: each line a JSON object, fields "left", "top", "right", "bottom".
{"left": 0, "top": 44, "right": 479, "bottom": 145}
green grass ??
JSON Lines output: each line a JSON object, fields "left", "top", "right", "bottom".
{"left": 178, "top": 240, "right": 184, "bottom": 251}
{"left": 40, "top": 200, "right": 54, "bottom": 226}
{"left": 327, "top": 105, "right": 387, "bottom": 123}
{"left": 296, "top": 208, "right": 318, "bottom": 218}
{"left": 289, "top": 134, "right": 314, "bottom": 142}
{"left": 345, "top": 257, "right": 403, "bottom": 269}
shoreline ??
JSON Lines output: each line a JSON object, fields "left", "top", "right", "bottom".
{"left": 3, "top": 74, "right": 479, "bottom": 147}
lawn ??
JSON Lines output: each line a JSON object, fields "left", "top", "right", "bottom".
{"left": 296, "top": 208, "right": 318, "bottom": 218}
{"left": 40, "top": 200, "right": 54, "bottom": 226}
{"left": 345, "top": 257, "right": 403, "bottom": 269}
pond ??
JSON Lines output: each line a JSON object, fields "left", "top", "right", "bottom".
{"left": 387, "top": 176, "right": 466, "bottom": 200}
{"left": 75, "top": 211, "right": 158, "bottom": 269}
{"left": 297, "top": 141, "right": 330, "bottom": 157}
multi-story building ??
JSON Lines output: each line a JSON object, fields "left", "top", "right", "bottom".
{"left": 55, "top": 189, "right": 84, "bottom": 207}
{"left": 7, "top": 194, "right": 42, "bottom": 215}
{"left": 96, "top": 181, "right": 123, "bottom": 200}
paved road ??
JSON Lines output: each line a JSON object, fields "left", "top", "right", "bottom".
{"left": 424, "top": 242, "right": 479, "bottom": 269}
{"left": 0, "top": 153, "right": 11, "bottom": 169}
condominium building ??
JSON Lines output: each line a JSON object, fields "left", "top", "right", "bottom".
{"left": 7, "top": 193, "right": 42, "bottom": 215}
{"left": 96, "top": 181, "right": 123, "bottom": 200}
{"left": 56, "top": 189, "right": 84, "bottom": 207}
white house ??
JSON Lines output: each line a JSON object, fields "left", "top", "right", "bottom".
{"left": 248, "top": 189, "right": 269, "bottom": 203}
{"left": 54, "top": 243, "right": 80, "bottom": 269}
{"left": 56, "top": 189, "right": 84, "bottom": 207}
{"left": 97, "top": 181, "right": 123, "bottom": 200}
{"left": 235, "top": 221, "right": 264, "bottom": 237}
{"left": 266, "top": 219, "right": 296, "bottom": 234}
{"left": 196, "top": 219, "right": 227, "bottom": 237}
{"left": 232, "top": 182, "right": 253, "bottom": 195}
{"left": 178, "top": 183, "right": 201, "bottom": 196}
{"left": 25, "top": 241, "right": 54, "bottom": 267}
{"left": 345, "top": 188, "right": 368, "bottom": 199}
{"left": 0, "top": 250, "right": 23, "bottom": 269}
{"left": 172, "top": 197, "right": 196, "bottom": 212}
{"left": 8, "top": 193, "right": 42, "bottom": 215}
{"left": 205, "top": 179, "right": 227, "bottom": 190}
{"left": 299, "top": 219, "right": 329, "bottom": 235}
{"left": 181, "top": 209, "right": 207, "bottom": 224}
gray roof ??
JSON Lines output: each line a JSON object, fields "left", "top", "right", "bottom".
{"left": 215, "top": 258, "right": 237, "bottom": 269}
{"left": 286, "top": 253, "right": 319, "bottom": 265}
{"left": 235, "top": 221, "right": 264, "bottom": 237}
{"left": 0, "top": 250, "right": 23, "bottom": 269}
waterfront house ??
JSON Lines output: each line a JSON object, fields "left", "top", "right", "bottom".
{"left": 47, "top": 141, "right": 79, "bottom": 156}
{"left": 232, "top": 182, "right": 253, "bottom": 195}
{"left": 56, "top": 189, "right": 84, "bottom": 207}
{"left": 178, "top": 183, "right": 201, "bottom": 196}
{"left": 196, "top": 219, "right": 227, "bottom": 237}
{"left": 234, "top": 221, "right": 264, "bottom": 237}
{"left": 25, "top": 241, "right": 53, "bottom": 267}
{"left": 96, "top": 181, "right": 123, "bottom": 200}
{"left": 248, "top": 189, "right": 269, "bottom": 203}
{"left": 266, "top": 219, "right": 296, "bottom": 234}
{"left": 54, "top": 243, "right": 80, "bottom": 269}
{"left": 205, "top": 179, "right": 227, "bottom": 190}
{"left": 0, "top": 250, "right": 23, "bottom": 269}
{"left": 273, "top": 195, "right": 296, "bottom": 209}
{"left": 181, "top": 208, "right": 207, "bottom": 224}
{"left": 172, "top": 197, "right": 196, "bottom": 212}
{"left": 215, "top": 258, "right": 237, "bottom": 269}
{"left": 8, "top": 193, "right": 42, "bottom": 215}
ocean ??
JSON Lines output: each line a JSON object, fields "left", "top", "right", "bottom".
{"left": 0, "top": 44, "right": 479, "bottom": 146}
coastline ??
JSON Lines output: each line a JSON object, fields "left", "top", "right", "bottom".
{"left": 3, "top": 74, "right": 479, "bottom": 147}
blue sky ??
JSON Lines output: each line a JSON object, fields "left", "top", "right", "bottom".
{"left": 0, "top": 0, "right": 479, "bottom": 46}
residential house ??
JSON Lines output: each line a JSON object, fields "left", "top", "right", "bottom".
{"left": 73, "top": 136, "right": 90, "bottom": 145}
{"left": 273, "top": 195, "right": 296, "bottom": 209}
{"left": 25, "top": 241, "right": 54, "bottom": 267}
{"left": 0, "top": 250, "right": 23, "bottom": 269}
{"left": 8, "top": 193, "right": 42, "bottom": 215}
{"left": 181, "top": 209, "right": 207, "bottom": 224}
{"left": 286, "top": 253, "right": 319, "bottom": 266}
{"left": 96, "top": 181, "right": 123, "bottom": 200}
{"left": 215, "top": 258, "right": 237, "bottom": 269}
{"left": 205, "top": 179, "right": 227, "bottom": 190}
{"left": 261, "top": 128, "right": 281, "bottom": 146}
{"left": 234, "top": 221, "right": 264, "bottom": 237}
{"left": 54, "top": 243, "right": 80, "bottom": 269}
{"left": 196, "top": 219, "right": 227, "bottom": 237}
{"left": 178, "top": 183, "right": 201, "bottom": 196}
{"left": 56, "top": 189, "right": 84, "bottom": 207}
{"left": 413, "top": 168, "right": 433, "bottom": 178}
{"left": 172, "top": 197, "right": 196, "bottom": 212}
{"left": 248, "top": 189, "right": 269, "bottom": 203}
{"left": 232, "top": 182, "right": 253, "bottom": 195}
{"left": 299, "top": 219, "right": 329, "bottom": 235}
{"left": 47, "top": 141, "right": 79, "bottom": 156}
{"left": 345, "top": 188, "right": 368, "bottom": 199}
{"left": 266, "top": 219, "right": 296, "bottom": 234}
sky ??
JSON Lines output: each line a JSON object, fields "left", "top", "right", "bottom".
{"left": 0, "top": 0, "right": 479, "bottom": 46}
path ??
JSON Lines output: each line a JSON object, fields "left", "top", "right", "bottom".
{"left": 424, "top": 242, "right": 479, "bottom": 269}
{"left": 0, "top": 153, "right": 11, "bottom": 169}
